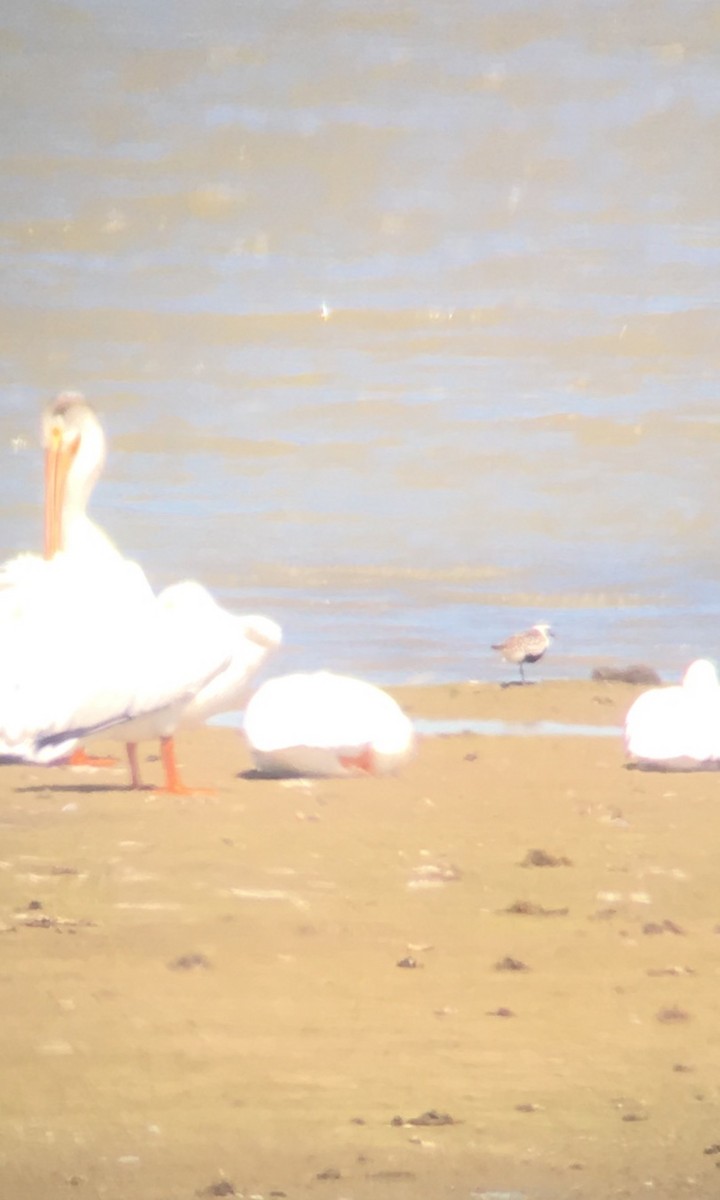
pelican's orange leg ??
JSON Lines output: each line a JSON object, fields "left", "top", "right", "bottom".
{"left": 68, "top": 745, "right": 118, "bottom": 768}
{"left": 123, "top": 739, "right": 212, "bottom": 794}
{"left": 160, "top": 736, "right": 214, "bottom": 796}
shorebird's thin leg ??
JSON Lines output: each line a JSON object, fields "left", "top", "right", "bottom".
{"left": 519, "top": 663, "right": 526, "bottom": 684}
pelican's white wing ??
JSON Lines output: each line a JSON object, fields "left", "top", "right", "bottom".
{"left": 155, "top": 585, "right": 282, "bottom": 729}
{"left": 0, "top": 568, "right": 233, "bottom": 762}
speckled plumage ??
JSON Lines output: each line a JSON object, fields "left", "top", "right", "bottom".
{"left": 491, "top": 623, "right": 553, "bottom": 683}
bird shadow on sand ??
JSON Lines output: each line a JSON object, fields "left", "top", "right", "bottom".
{"left": 237, "top": 769, "right": 307, "bottom": 782}
{"left": 14, "top": 782, "right": 141, "bottom": 794}
{"left": 500, "top": 680, "right": 538, "bottom": 690}
{"left": 624, "top": 761, "right": 720, "bottom": 774}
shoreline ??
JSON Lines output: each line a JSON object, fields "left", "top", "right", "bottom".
{"left": 211, "top": 677, "right": 647, "bottom": 730}
{"left": 388, "top": 677, "right": 645, "bottom": 725}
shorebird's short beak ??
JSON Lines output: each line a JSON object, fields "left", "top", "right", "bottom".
{"left": 44, "top": 427, "right": 79, "bottom": 558}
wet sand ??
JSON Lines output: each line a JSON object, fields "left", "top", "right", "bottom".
{"left": 1, "top": 679, "right": 719, "bottom": 1199}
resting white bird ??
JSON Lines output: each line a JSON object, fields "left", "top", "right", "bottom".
{"left": 243, "top": 671, "right": 416, "bottom": 778}
{"left": 624, "top": 658, "right": 720, "bottom": 768}
{"left": 0, "top": 392, "right": 282, "bottom": 790}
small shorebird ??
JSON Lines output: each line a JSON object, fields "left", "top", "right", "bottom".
{"left": 491, "top": 622, "right": 554, "bottom": 684}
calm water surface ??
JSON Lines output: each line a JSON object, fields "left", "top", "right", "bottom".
{"left": 2, "top": 1, "right": 720, "bottom": 685}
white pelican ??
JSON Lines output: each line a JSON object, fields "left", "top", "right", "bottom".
{"left": 492, "top": 622, "right": 554, "bottom": 684}
{"left": 0, "top": 393, "right": 152, "bottom": 770}
{"left": 624, "top": 659, "right": 720, "bottom": 768}
{"left": 0, "top": 393, "right": 282, "bottom": 790}
{"left": 243, "top": 671, "right": 416, "bottom": 778}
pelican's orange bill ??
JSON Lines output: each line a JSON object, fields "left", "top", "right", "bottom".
{"left": 44, "top": 427, "right": 79, "bottom": 558}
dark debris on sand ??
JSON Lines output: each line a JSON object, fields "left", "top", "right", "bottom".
{"left": 502, "top": 899, "right": 569, "bottom": 917}
{"left": 656, "top": 1005, "right": 691, "bottom": 1023}
{"left": 520, "top": 848, "right": 573, "bottom": 868}
{"left": 642, "top": 919, "right": 686, "bottom": 936}
{"left": 168, "top": 952, "right": 212, "bottom": 971}
{"left": 391, "top": 1109, "right": 458, "bottom": 1127}
{"left": 494, "top": 955, "right": 530, "bottom": 972}
{"left": 591, "top": 664, "right": 662, "bottom": 685}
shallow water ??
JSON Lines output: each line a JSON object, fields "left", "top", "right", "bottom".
{"left": 411, "top": 716, "right": 623, "bottom": 738}
{"left": 224, "top": 710, "right": 623, "bottom": 739}
{"left": 2, "top": 2, "right": 720, "bottom": 684}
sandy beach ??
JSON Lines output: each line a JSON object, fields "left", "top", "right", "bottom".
{"left": 1, "top": 677, "right": 719, "bottom": 1200}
